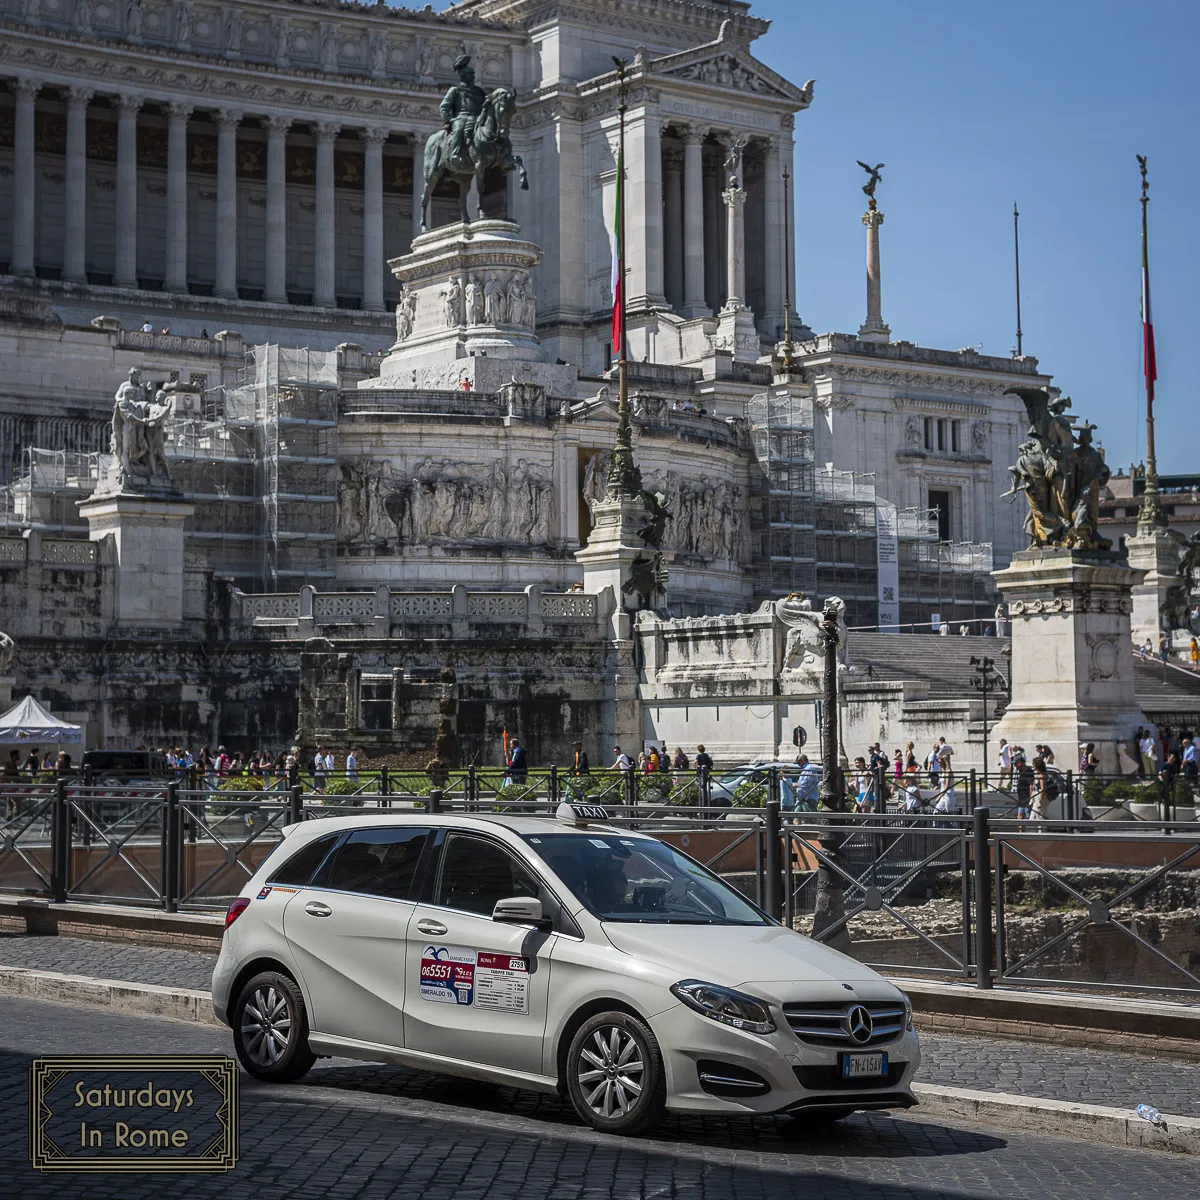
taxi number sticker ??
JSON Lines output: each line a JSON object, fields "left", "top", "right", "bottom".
{"left": 419, "top": 945, "right": 529, "bottom": 1013}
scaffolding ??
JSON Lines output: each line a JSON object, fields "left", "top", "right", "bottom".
{"left": 748, "top": 388, "right": 816, "bottom": 598}
{"left": 814, "top": 467, "right": 879, "bottom": 628}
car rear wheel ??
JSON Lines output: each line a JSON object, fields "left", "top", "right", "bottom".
{"left": 232, "top": 971, "right": 315, "bottom": 1083}
{"left": 565, "top": 1011, "right": 666, "bottom": 1135}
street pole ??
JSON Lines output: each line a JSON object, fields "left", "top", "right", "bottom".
{"left": 781, "top": 164, "right": 793, "bottom": 372}
{"left": 812, "top": 598, "right": 850, "bottom": 952}
{"left": 971, "top": 655, "right": 994, "bottom": 786}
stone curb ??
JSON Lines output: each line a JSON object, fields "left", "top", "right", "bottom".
{"left": 913, "top": 1082, "right": 1200, "bottom": 1156}
{"left": 2, "top": 965, "right": 1197, "bottom": 1156}
{"left": 0, "top": 965, "right": 220, "bottom": 1027}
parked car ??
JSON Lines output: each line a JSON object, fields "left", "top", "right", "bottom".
{"left": 80, "top": 749, "right": 171, "bottom": 826}
{"left": 709, "top": 761, "right": 800, "bottom": 810}
{"left": 213, "top": 804, "right": 919, "bottom": 1135}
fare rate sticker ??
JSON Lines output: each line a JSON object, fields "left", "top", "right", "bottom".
{"left": 29, "top": 1056, "right": 238, "bottom": 1173}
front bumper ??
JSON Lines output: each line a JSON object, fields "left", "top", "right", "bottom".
{"left": 651, "top": 1002, "right": 920, "bottom": 1117}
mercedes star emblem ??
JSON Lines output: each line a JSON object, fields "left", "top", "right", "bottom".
{"left": 847, "top": 1005, "right": 874, "bottom": 1044}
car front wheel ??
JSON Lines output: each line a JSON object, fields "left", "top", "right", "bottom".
{"left": 565, "top": 1011, "right": 667, "bottom": 1135}
{"left": 232, "top": 970, "right": 316, "bottom": 1083}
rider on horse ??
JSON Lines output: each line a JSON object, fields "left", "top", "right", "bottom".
{"left": 440, "top": 54, "right": 488, "bottom": 172}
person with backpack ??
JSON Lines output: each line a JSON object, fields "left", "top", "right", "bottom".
{"left": 1079, "top": 743, "right": 1098, "bottom": 775}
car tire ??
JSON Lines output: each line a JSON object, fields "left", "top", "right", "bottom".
{"left": 231, "top": 970, "right": 316, "bottom": 1083}
{"left": 565, "top": 1011, "right": 667, "bottom": 1136}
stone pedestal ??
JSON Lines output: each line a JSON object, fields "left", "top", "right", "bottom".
{"left": 990, "top": 549, "right": 1151, "bottom": 775}
{"left": 78, "top": 493, "right": 195, "bottom": 629}
{"left": 0, "top": 676, "right": 12, "bottom": 709}
{"left": 1126, "top": 527, "right": 1182, "bottom": 648}
{"left": 362, "top": 218, "right": 577, "bottom": 395}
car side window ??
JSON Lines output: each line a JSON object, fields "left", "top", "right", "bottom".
{"left": 434, "top": 833, "right": 541, "bottom": 918}
{"left": 317, "top": 827, "right": 432, "bottom": 901}
{"left": 267, "top": 833, "right": 340, "bottom": 886}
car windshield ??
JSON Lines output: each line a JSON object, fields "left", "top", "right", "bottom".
{"left": 521, "top": 832, "right": 768, "bottom": 925}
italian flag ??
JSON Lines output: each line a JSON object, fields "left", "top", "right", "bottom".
{"left": 611, "top": 137, "right": 623, "bottom": 357}
{"left": 1141, "top": 204, "right": 1157, "bottom": 406}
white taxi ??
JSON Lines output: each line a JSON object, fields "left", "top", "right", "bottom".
{"left": 212, "top": 804, "right": 919, "bottom": 1135}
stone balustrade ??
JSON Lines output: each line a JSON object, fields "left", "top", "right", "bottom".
{"left": 235, "top": 584, "right": 601, "bottom": 638}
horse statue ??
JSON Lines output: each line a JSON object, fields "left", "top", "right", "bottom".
{"left": 420, "top": 86, "right": 529, "bottom": 231}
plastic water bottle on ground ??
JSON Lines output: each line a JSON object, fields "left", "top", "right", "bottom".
{"left": 1136, "top": 1103, "right": 1166, "bottom": 1129}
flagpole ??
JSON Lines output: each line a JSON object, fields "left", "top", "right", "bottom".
{"left": 605, "top": 57, "right": 641, "bottom": 501}
{"left": 1137, "top": 154, "right": 1164, "bottom": 532}
{"left": 1012, "top": 202, "right": 1023, "bottom": 358}
{"left": 781, "top": 164, "right": 794, "bottom": 371}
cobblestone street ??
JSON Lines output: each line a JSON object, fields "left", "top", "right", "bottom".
{"left": 1, "top": 995, "right": 1197, "bottom": 1200}
{"left": 3, "top": 933, "right": 1197, "bottom": 1117}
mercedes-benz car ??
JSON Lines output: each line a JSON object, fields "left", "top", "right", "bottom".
{"left": 212, "top": 804, "right": 919, "bottom": 1135}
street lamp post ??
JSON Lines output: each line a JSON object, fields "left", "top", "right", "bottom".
{"left": 970, "top": 654, "right": 1003, "bottom": 786}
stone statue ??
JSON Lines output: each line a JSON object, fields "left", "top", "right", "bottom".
{"left": 0, "top": 629, "right": 13, "bottom": 675}
{"left": 636, "top": 490, "right": 671, "bottom": 549}
{"left": 484, "top": 272, "right": 505, "bottom": 324}
{"left": 506, "top": 275, "right": 525, "bottom": 326}
{"left": 395, "top": 286, "right": 417, "bottom": 341}
{"left": 174, "top": 0, "right": 190, "bottom": 45}
{"left": 465, "top": 275, "right": 485, "bottom": 325}
{"left": 420, "top": 56, "right": 528, "bottom": 229}
{"left": 107, "top": 368, "right": 176, "bottom": 492}
{"left": 905, "top": 416, "right": 922, "bottom": 449}
{"left": 723, "top": 135, "right": 748, "bottom": 183}
{"left": 441, "top": 277, "right": 463, "bottom": 327}
{"left": 1003, "top": 387, "right": 1111, "bottom": 551}
{"left": 857, "top": 160, "right": 884, "bottom": 203}
{"left": 415, "top": 39, "right": 434, "bottom": 78}
{"left": 370, "top": 33, "right": 388, "bottom": 75}
{"left": 125, "top": 0, "right": 142, "bottom": 39}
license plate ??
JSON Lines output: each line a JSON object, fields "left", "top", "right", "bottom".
{"left": 841, "top": 1051, "right": 887, "bottom": 1079}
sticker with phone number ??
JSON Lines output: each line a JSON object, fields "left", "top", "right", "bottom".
{"left": 419, "top": 945, "right": 529, "bottom": 1013}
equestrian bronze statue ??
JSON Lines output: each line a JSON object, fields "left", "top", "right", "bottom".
{"left": 420, "top": 54, "right": 529, "bottom": 231}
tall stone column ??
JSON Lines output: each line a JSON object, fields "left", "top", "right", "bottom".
{"left": 63, "top": 86, "right": 93, "bottom": 284}
{"left": 762, "top": 136, "right": 784, "bottom": 338}
{"left": 626, "top": 108, "right": 665, "bottom": 310}
{"left": 315, "top": 121, "right": 338, "bottom": 307}
{"left": 11, "top": 78, "right": 39, "bottom": 278}
{"left": 362, "top": 127, "right": 387, "bottom": 312}
{"left": 411, "top": 138, "right": 424, "bottom": 243}
{"left": 114, "top": 94, "right": 142, "bottom": 288}
{"left": 264, "top": 116, "right": 291, "bottom": 303}
{"left": 858, "top": 203, "right": 890, "bottom": 342}
{"left": 215, "top": 109, "right": 240, "bottom": 300}
{"left": 661, "top": 140, "right": 684, "bottom": 312}
{"left": 681, "top": 126, "right": 707, "bottom": 318}
{"left": 164, "top": 102, "right": 192, "bottom": 294}
{"left": 722, "top": 164, "right": 747, "bottom": 308}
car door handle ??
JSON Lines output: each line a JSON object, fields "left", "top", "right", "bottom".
{"left": 416, "top": 919, "right": 447, "bottom": 937}
{"left": 305, "top": 901, "right": 333, "bottom": 917}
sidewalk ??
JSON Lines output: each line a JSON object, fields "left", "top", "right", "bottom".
{"left": 2, "top": 931, "right": 1198, "bottom": 1122}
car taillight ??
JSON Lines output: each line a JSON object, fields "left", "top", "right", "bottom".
{"left": 224, "top": 897, "right": 251, "bottom": 928}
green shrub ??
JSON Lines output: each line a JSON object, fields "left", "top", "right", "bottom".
{"left": 218, "top": 775, "right": 265, "bottom": 793}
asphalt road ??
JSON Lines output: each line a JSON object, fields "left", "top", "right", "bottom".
{"left": 0, "top": 995, "right": 1196, "bottom": 1200}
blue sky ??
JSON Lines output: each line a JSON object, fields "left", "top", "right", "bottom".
{"left": 748, "top": 0, "right": 1198, "bottom": 474}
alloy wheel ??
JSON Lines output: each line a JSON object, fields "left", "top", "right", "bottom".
{"left": 240, "top": 984, "right": 293, "bottom": 1067}
{"left": 576, "top": 1025, "right": 645, "bottom": 1119}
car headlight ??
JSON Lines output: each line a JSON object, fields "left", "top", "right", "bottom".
{"left": 671, "top": 979, "right": 775, "bottom": 1034}
{"left": 902, "top": 993, "right": 913, "bottom": 1030}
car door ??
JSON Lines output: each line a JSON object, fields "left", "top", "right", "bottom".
{"left": 404, "top": 830, "right": 557, "bottom": 1077}
{"left": 282, "top": 824, "right": 433, "bottom": 1049}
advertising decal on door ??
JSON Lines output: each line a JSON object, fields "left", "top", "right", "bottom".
{"left": 420, "top": 944, "right": 529, "bottom": 1013}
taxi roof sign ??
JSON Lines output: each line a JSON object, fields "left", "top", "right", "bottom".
{"left": 555, "top": 801, "right": 610, "bottom": 826}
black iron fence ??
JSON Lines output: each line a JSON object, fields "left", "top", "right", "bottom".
{"left": 2, "top": 779, "right": 1197, "bottom": 999}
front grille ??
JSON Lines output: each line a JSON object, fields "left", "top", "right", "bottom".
{"left": 782, "top": 1000, "right": 906, "bottom": 1049}
{"left": 794, "top": 1063, "right": 907, "bottom": 1091}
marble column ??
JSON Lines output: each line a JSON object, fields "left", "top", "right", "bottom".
{"left": 63, "top": 86, "right": 93, "bottom": 284}
{"left": 214, "top": 109, "right": 240, "bottom": 300}
{"left": 761, "top": 137, "right": 784, "bottom": 338}
{"left": 704, "top": 137, "right": 726, "bottom": 311}
{"left": 411, "top": 138, "right": 424, "bottom": 242}
{"left": 315, "top": 122, "right": 338, "bottom": 307}
{"left": 114, "top": 94, "right": 142, "bottom": 288}
{"left": 10, "top": 78, "right": 38, "bottom": 277}
{"left": 264, "top": 116, "right": 290, "bottom": 304}
{"left": 362, "top": 127, "right": 386, "bottom": 312}
{"left": 721, "top": 164, "right": 747, "bottom": 309}
{"left": 626, "top": 109, "right": 664, "bottom": 310}
{"left": 858, "top": 204, "right": 890, "bottom": 342}
{"left": 681, "top": 125, "right": 707, "bottom": 317}
{"left": 661, "top": 140, "right": 684, "bottom": 312}
{"left": 164, "top": 102, "right": 192, "bottom": 294}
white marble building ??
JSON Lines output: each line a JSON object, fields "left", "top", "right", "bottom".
{"left": 0, "top": 0, "right": 1054, "bottom": 619}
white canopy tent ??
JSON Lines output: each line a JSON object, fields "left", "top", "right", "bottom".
{"left": 0, "top": 696, "right": 82, "bottom": 745}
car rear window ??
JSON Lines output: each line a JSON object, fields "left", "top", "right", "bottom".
{"left": 267, "top": 833, "right": 340, "bottom": 886}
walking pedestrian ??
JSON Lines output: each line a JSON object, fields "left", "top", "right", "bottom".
{"left": 1138, "top": 727, "right": 1159, "bottom": 776}
{"left": 997, "top": 737, "right": 1013, "bottom": 790}
{"left": 1030, "top": 756, "right": 1050, "bottom": 820}
{"left": 1079, "top": 742, "right": 1099, "bottom": 775}
{"left": 1014, "top": 754, "right": 1033, "bottom": 819}
{"left": 312, "top": 747, "right": 327, "bottom": 793}
{"left": 1182, "top": 735, "right": 1198, "bottom": 781}
{"left": 694, "top": 744, "right": 713, "bottom": 806}
{"left": 796, "top": 754, "right": 820, "bottom": 811}
{"left": 1190, "top": 637, "right": 1199, "bottom": 672}
{"left": 507, "top": 738, "right": 528, "bottom": 785}
{"left": 571, "top": 741, "right": 590, "bottom": 776}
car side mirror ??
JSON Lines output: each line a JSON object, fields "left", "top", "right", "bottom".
{"left": 492, "top": 896, "right": 550, "bottom": 929}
